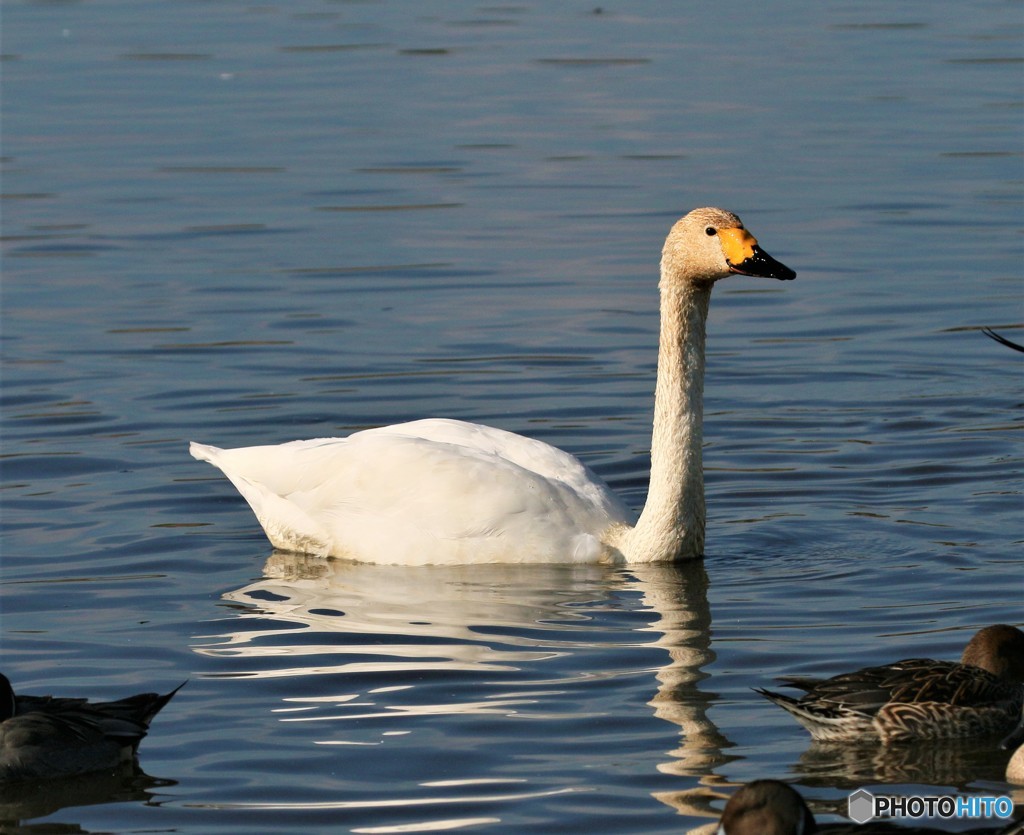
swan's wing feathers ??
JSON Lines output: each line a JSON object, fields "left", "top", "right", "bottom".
{"left": 191, "top": 419, "right": 622, "bottom": 508}
{"left": 366, "top": 419, "right": 630, "bottom": 520}
{"left": 308, "top": 432, "right": 613, "bottom": 561}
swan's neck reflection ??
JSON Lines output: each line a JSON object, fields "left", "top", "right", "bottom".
{"left": 629, "top": 563, "right": 731, "bottom": 778}
{"left": 195, "top": 553, "right": 727, "bottom": 811}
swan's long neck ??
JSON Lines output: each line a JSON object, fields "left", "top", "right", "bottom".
{"left": 624, "top": 280, "right": 710, "bottom": 563}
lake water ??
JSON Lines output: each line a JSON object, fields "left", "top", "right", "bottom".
{"left": 1, "top": 0, "right": 1022, "bottom": 832}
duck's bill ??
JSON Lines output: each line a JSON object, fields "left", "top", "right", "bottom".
{"left": 729, "top": 246, "right": 796, "bottom": 281}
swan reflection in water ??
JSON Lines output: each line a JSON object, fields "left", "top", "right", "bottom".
{"left": 192, "top": 554, "right": 1020, "bottom": 826}
{"left": 194, "top": 554, "right": 729, "bottom": 814}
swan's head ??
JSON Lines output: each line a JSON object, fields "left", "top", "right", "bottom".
{"left": 662, "top": 207, "right": 796, "bottom": 288}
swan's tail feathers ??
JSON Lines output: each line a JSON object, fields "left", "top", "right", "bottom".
{"left": 189, "top": 440, "right": 334, "bottom": 556}
{"left": 190, "top": 441, "right": 220, "bottom": 464}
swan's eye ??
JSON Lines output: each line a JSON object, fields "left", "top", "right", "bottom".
{"left": 705, "top": 227, "right": 716, "bottom": 236}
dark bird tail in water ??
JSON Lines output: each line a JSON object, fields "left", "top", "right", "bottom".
{"left": 982, "top": 328, "right": 1024, "bottom": 353}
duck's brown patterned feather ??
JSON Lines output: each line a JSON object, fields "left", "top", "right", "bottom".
{"left": 757, "top": 625, "right": 1024, "bottom": 743}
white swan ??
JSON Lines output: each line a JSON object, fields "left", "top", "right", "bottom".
{"left": 190, "top": 207, "right": 795, "bottom": 565}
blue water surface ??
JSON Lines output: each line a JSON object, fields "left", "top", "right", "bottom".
{"left": 2, "top": 1, "right": 1021, "bottom": 832}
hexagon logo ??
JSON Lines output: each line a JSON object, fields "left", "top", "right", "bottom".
{"left": 848, "top": 789, "right": 875, "bottom": 824}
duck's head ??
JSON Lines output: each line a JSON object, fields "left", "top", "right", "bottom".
{"left": 961, "top": 624, "right": 1024, "bottom": 682}
{"left": 662, "top": 207, "right": 796, "bottom": 288}
{"left": 718, "top": 779, "right": 817, "bottom": 835}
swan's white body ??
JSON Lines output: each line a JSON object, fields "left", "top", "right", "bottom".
{"left": 191, "top": 208, "right": 795, "bottom": 564}
{"left": 191, "top": 419, "right": 632, "bottom": 564}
